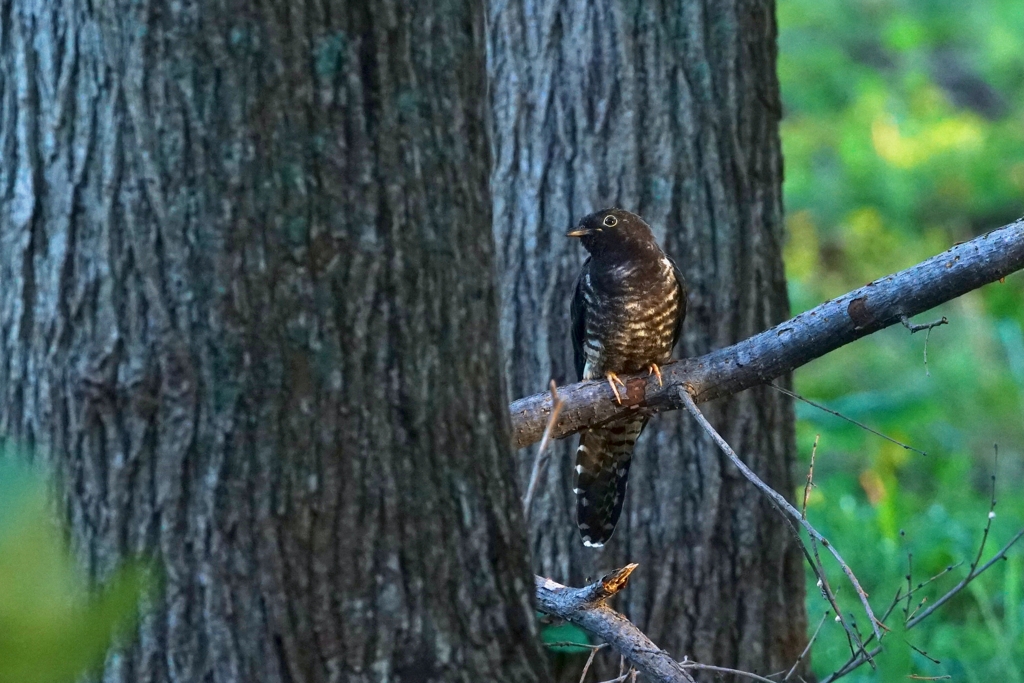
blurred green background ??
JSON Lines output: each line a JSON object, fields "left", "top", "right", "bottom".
{"left": 779, "top": 0, "right": 1024, "bottom": 679}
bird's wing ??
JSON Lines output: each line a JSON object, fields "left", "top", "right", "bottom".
{"left": 669, "top": 256, "right": 687, "bottom": 351}
{"left": 570, "top": 257, "right": 591, "bottom": 380}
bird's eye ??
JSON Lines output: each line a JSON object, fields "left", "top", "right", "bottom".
{"left": 602, "top": 215, "right": 618, "bottom": 227}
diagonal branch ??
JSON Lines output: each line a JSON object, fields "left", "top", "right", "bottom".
{"left": 535, "top": 566, "right": 696, "bottom": 683}
{"left": 510, "top": 218, "right": 1024, "bottom": 450}
{"left": 679, "top": 390, "right": 884, "bottom": 644}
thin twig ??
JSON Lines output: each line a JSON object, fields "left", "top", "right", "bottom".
{"left": 595, "top": 673, "right": 633, "bottom": 683}
{"left": 579, "top": 643, "right": 602, "bottom": 683}
{"left": 900, "top": 314, "right": 948, "bottom": 334}
{"left": 874, "top": 562, "right": 962, "bottom": 635}
{"left": 923, "top": 326, "right": 934, "bottom": 376}
{"left": 906, "top": 527, "right": 1024, "bottom": 629}
{"left": 905, "top": 552, "right": 913, "bottom": 621}
{"left": 770, "top": 384, "right": 926, "bottom": 456}
{"left": 820, "top": 645, "right": 883, "bottom": 683}
{"left": 902, "top": 314, "right": 948, "bottom": 376}
{"left": 680, "top": 390, "right": 884, "bottom": 644}
{"left": 680, "top": 661, "right": 779, "bottom": 683}
{"left": 522, "top": 380, "right": 564, "bottom": 520}
{"left": 819, "top": 543, "right": 867, "bottom": 661}
{"left": 802, "top": 434, "right": 820, "bottom": 519}
{"left": 907, "top": 564, "right": 962, "bottom": 601}
{"left": 906, "top": 596, "right": 928, "bottom": 623}
{"left": 907, "top": 642, "right": 940, "bottom": 664}
{"left": 784, "top": 611, "right": 828, "bottom": 681}
{"left": 544, "top": 642, "right": 607, "bottom": 651}
{"left": 902, "top": 563, "right": 961, "bottom": 607}
{"left": 788, "top": 514, "right": 871, "bottom": 664}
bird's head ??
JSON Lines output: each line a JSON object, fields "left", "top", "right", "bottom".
{"left": 567, "top": 208, "right": 657, "bottom": 258}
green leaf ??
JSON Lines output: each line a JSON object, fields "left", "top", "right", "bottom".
{"left": 0, "top": 462, "right": 154, "bottom": 683}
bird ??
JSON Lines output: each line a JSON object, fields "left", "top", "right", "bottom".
{"left": 567, "top": 208, "right": 686, "bottom": 547}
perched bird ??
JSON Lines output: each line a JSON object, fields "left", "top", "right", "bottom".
{"left": 567, "top": 208, "right": 686, "bottom": 547}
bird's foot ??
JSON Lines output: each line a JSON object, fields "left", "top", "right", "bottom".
{"left": 606, "top": 372, "right": 627, "bottom": 404}
{"left": 647, "top": 363, "right": 663, "bottom": 387}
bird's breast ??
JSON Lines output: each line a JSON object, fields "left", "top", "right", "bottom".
{"left": 583, "top": 258, "right": 681, "bottom": 375}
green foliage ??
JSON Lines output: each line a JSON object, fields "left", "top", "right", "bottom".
{"left": 779, "top": 0, "right": 1024, "bottom": 679}
{"left": 0, "top": 462, "right": 153, "bottom": 683}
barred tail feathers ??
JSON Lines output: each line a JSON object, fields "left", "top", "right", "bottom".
{"left": 573, "top": 416, "right": 647, "bottom": 547}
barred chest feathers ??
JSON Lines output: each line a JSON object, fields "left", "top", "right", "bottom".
{"left": 580, "top": 253, "right": 682, "bottom": 380}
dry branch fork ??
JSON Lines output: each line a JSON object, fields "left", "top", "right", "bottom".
{"left": 534, "top": 566, "right": 696, "bottom": 683}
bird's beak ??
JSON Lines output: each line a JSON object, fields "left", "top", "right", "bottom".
{"left": 566, "top": 227, "right": 590, "bottom": 238}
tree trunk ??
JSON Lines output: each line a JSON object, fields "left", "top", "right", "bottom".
{"left": 0, "top": 2, "right": 548, "bottom": 682}
{"left": 488, "top": 1, "right": 808, "bottom": 679}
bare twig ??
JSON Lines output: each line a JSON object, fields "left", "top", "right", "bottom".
{"left": 770, "top": 384, "right": 926, "bottom": 456}
{"left": 906, "top": 563, "right": 962, "bottom": 602}
{"left": 902, "top": 315, "right": 948, "bottom": 376}
{"left": 785, "top": 611, "right": 829, "bottom": 681}
{"left": 544, "top": 642, "right": 607, "bottom": 651}
{"left": 679, "top": 661, "right": 779, "bottom": 683}
{"left": 906, "top": 596, "right": 928, "bottom": 623}
{"left": 900, "top": 314, "right": 948, "bottom": 334}
{"left": 873, "top": 561, "right": 961, "bottom": 636}
{"left": 906, "top": 528, "right": 1024, "bottom": 630}
{"left": 535, "top": 567, "right": 696, "bottom": 683}
{"left": 907, "top": 642, "right": 940, "bottom": 664}
{"left": 905, "top": 552, "right": 914, "bottom": 621}
{"left": 923, "top": 326, "right": 933, "bottom": 375}
{"left": 820, "top": 645, "right": 883, "bottom": 683}
{"left": 782, "top": 510, "right": 872, "bottom": 664}
{"left": 802, "top": 435, "right": 820, "bottom": 520}
{"left": 679, "top": 390, "right": 884, "bottom": 643}
{"left": 595, "top": 673, "right": 634, "bottom": 683}
{"left": 510, "top": 218, "right": 1024, "bottom": 450}
{"left": 900, "top": 563, "right": 961, "bottom": 608}
{"left": 522, "top": 380, "right": 564, "bottom": 520}
{"left": 579, "top": 642, "right": 604, "bottom": 683}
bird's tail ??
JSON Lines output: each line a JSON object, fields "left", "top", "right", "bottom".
{"left": 573, "top": 415, "right": 648, "bottom": 547}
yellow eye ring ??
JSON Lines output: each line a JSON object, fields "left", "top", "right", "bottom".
{"left": 602, "top": 215, "right": 618, "bottom": 227}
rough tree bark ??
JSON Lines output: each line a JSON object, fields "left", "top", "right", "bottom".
{"left": 488, "top": 1, "right": 808, "bottom": 679}
{"left": 0, "top": 2, "right": 548, "bottom": 682}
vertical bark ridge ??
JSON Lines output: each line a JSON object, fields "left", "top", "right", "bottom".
{"left": 1, "top": 1, "right": 548, "bottom": 682}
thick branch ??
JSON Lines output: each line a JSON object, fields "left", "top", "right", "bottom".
{"left": 535, "top": 567, "right": 696, "bottom": 683}
{"left": 511, "top": 218, "right": 1024, "bottom": 449}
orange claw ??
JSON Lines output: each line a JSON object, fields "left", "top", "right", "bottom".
{"left": 647, "top": 363, "right": 663, "bottom": 387}
{"left": 606, "top": 372, "right": 626, "bottom": 404}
